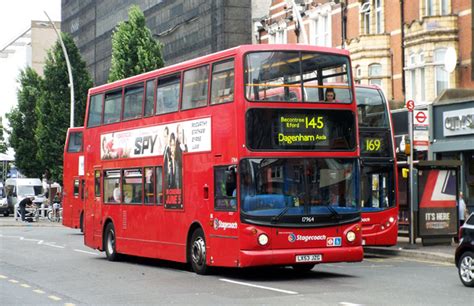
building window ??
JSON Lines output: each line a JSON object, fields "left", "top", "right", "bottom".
{"left": 375, "top": 0, "right": 383, "bottom": 34}
{"left": 434, "top": 48, "right": 449, "bottom": 96}
{"left": 269, "top": 28, "right": 287, "bottom": 44}
{"left": 407, "top": 52, "right": 426, "bottom": 103}
{"left": 425, "top": 0, "right": 434, "bottom": 16}
{"left": 440, "top": 0, "right": 449, "bottom": 15}
{"left": 361, "top": 0, "right": 371, "bottom": 35}
{"left": 368, "top": 63, "right": 382, "bottom": 86}
{"left": 355, "top": 65, "right": 362, "bottom": 83}
{"left": 311, "top": 14, "right": 331, "bottom": 47}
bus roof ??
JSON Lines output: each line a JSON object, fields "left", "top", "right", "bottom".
{"left": 89, "top": 44, "right": 351, "bottom": 95}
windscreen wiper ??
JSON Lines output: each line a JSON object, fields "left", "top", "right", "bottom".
{"left": 325, "top": 204, "right": 341, "bottom": 219}
{"left": 271, "top": 206, "right": 291, "bottom": 224}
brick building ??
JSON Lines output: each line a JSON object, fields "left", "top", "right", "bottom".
{"left": 257, "top": 0, "right": 473, "bottom": 107}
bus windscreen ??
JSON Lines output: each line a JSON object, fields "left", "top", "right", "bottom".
{"left": 245, "top": 51, "right": 353, "bottom": 103}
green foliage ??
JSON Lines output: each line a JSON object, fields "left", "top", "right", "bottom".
{"left": 5, "top": 68, "right": 43, "bottom": 178}
{"left": 35, "top": 32, "right": 93, "bottom": 183}
{"left": 108, "top": 5, "right": 164, "bottom": 82}
{"left": 0, "top": 117, "right": 7, "bottom": 154}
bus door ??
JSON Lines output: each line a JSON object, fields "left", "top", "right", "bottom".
{"left": 85, "top": 168, "right": 102, "bottom": 249}
{"left": 360, "top": 161, "right": 396, "bottom": 226}
{"left": 209, "top": 165, "right": 239, "bottom": 266}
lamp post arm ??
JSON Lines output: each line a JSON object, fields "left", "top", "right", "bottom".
{"left": 44, "top": 11, "right": 75, "bottom": 128}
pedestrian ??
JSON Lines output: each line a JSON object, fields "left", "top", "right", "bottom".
{"left": 19, "top": 196, "right": 34, "bottom": 222}
{"left": 458, "top": 191, "right": 468, "bottom": 227}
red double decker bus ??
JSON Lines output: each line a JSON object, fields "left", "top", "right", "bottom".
{"left": 62, "top": 127, "right": 85, "bottom": 231}
{"left": 356, "top": 85, "right": 398, "bottom": 246}
{"left": 79, "top": 44, "right": 363, "bottom": 274}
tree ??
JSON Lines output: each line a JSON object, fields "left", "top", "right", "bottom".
{"left": 36, "top": 32, "right": 93, "bottom": 183}
{"left": 6, "top": 68, "right": 44, "bottom": 178}
{"left": 0, "top": 117, "right": 7, "bottom": 154}
{"left": 108, "top": 5, "right": 164, "bottom": 82}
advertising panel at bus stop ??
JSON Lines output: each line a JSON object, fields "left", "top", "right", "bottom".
{"left": 417, "top": 161, "right": 461, "bottom": 239}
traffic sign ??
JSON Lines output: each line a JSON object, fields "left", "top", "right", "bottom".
{"left": 406, "top": 100, "right": 414, "bottom": 112}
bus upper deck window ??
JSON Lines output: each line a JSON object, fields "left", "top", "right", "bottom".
{"left": 87, "top": 94, "right": 103, "bottom": 127}
{"left": 182, "top": 65, "right": 209, "bottom": 110}
{"left": 211, "top": 60, "right": 234, "bottom": 105}
{"left": 123, "top": 84, "right": 144, "bottom": 120}
{"left": 104, "top": 91, "right": 122, "bottom": 124}
{"left": 156, "top": 74, "right": 180, "bottom": 115}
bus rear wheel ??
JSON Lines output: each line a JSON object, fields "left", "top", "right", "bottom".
{"left": 104, "top": 223, "right": 120, "bottom": 261}
{"left": 292, "top": 264, "right": 315, "bottom": 272}
{"left": 190, "top": 228, "right": 210, "bottom": 275}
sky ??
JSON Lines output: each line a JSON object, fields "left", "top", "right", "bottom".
{"left": 0, "top": 0, "right": 61, "bottom": 157}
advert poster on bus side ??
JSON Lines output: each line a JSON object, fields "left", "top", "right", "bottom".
{"left": 100, "top": 117, "right": 211, "bottom": 209}
{"left": 417, "top": 169, "right": 458, "bottom": 237}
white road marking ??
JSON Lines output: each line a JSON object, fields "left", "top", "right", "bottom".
{"left": 43, "top": 243, "right": 65, "bottom": 249}
{"left": 339, "top": 302, "right": 363, "bottom": 306}
{"left": 48, "top": 295, "right": 62, "bottom": 301}
{"left": 0, "top": 275, "right": 7, "bottom": 279}
{"left": 74, "top": 249, "right": 100, "bottom": 255}
{"left": 21, "top": 284, "right": 31, "bottom": 288}
{"left": 8, "top": 279, "right": 19, "bottom": 283}
{"left": 220, "top": 278, "right": 298, "bottom": 295}
{"left": 33, "top": 289, "right": 45, "bottom": 294}
{"left": 20, "top": 237, "right": 43, "bottom": 242}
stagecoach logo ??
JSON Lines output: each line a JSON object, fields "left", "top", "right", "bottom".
{"left": 213, "top": 218, "right": 238, "bottom": 230}
{"left": 288, "top": 233, "right": 326, "bottom": 243}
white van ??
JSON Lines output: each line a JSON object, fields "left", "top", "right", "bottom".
{"left": 5, "top": 178, "right": 46, "bottom": 209}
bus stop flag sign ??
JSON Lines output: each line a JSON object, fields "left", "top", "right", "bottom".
{"left": 406, "top": 100, "right": 414, "bottom": 112}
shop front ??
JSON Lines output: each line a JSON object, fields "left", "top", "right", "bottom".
{"left": 429, "top": 90, "right": 474, "bottom": 214}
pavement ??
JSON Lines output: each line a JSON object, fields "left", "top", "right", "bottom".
{"left": 0, "top": 216, "right": 456, "bottom": 264}
{"left": 364, "top": 236, "right": 456, "bottom": 265}
{"left": 0, "top": 215, "right": 63, "bottom": 227}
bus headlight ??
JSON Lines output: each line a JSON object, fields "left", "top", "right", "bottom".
{"left": 258, "top": 234, "right": 269, "bottom": 246}
{"left": 389, "top": 217, "right": 395, "bottom": 223}
{"left": 346, "top": 231, "right": 356, "bottom": 242}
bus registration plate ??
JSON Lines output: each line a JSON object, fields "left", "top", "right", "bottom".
{"left": 296, "top": 254, "right": 322, "bottom": 263}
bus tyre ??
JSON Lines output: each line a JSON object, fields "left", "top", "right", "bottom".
{"left": 3, "top": 211, "right": 9, "bottom": 217}
{"left": 458, "top": 251, "right": 474, "bottom": 287}
{"left": 292, "top": 264, "right": 315, "bottom": 272}
{"left": 104, "top": 223, "right": 120, "bottom": 261}
{"left": 190, "top": 228, "right": 210, "bottom": 275}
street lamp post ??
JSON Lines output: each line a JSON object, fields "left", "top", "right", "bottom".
{"left": 44, "top": 11, "right": 75, "bottom": 128}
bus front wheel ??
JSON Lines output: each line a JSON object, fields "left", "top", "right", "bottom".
{"left": 104, "top": 223, "right": 120, "bottom": 261}
{"left": 190, "top": 228, "right": 210, "bottom": 275}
